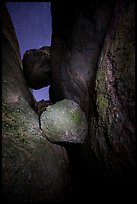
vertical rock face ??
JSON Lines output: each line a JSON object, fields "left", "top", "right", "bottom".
{"left": 3, "top": 1, "right": 135, "bottom": 202}
{"left": 51, "top": 0, "right": 135, "bottom": 194}
{"left": 89, "top": 1, "right": 135, "bottom": 181}
{"left": 50, "top": 2, "right": 114, "bottom": 117}
{"left": 2, "top": 5, "right": 35, "bottom": 110}
{"left": 2, "top": 3, "right": 21, "bottom": 66}
{"left": 2, "top": 4, "right": 72, "bottom": 202}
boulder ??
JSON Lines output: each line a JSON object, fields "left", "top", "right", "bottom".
{"left": 40, "top": 99, "right": 88, "bottom": 144}
{"left": 22, "top": 46, "right": 51, "bottom": 89}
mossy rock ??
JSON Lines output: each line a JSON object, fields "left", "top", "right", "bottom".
{"left": 40, "top": 99, "right": 88, "bottom": 144}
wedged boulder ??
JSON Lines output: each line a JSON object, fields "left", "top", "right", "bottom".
{"left": 22, "top": 46, "right": 51, "bottom": 89}
{"left": 40, "top": 99, "right": 88, "bottom": 144}
{"left": 2, "top": 4, "right": 72, "bottom": 202}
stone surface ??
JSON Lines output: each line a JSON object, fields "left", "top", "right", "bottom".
{"left": 2, "top": 4, "right": 35, "bottom": 110}
{"left": 35, "top": 99, "right": 52, "bottom": 116}
{"left": 50, "top": 2, "right": 114, "bottom": 118}
{"left": 2, "top": 3, "right": 21, "bottom": 65}
{"left": 22, "top": 46, "right": 51, "bottom": 89}
{"left": 87, "top": 1, "right": 135, "bottom": 181}
{"left": 2, "top": 1, "right": 135, "bottom": 202}
{"left": 50, "top": 1, "right": 135, "bottom": 194}
{"left": 40, "top": 99, "right": 88, "bottom": 144}
{"left": 2, "top": 4, "right": 72, "bottom": 202}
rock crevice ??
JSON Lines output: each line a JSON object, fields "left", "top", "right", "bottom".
{"left": 2, "top": 5, "right": 72, "bottom": 202}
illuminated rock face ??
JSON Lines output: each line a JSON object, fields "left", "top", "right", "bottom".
{"left": 40, "top": 99, "right": 88, "bottom": 144}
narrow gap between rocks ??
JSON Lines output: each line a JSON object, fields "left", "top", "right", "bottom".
{"left": 32, "top": 86, "right": 50, "bottom": 101}
{"left": 6, "top": 2, "right": 52, "bottom": 105}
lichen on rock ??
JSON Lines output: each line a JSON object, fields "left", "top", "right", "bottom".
{"left": 40, "top": 99, "right": 88, "bottom": 144}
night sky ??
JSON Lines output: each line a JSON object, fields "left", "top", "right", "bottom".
{"left": 6, "top": 2, "right": 51, "bottom": 101}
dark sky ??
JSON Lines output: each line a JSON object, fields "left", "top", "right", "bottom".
{"left": 6, "top": 2, "right": 51, "bottom": 101}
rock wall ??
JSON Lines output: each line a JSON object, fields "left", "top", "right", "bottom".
{"left": 87, "top": 1, "right": 135, "bottom": 182}
{"left": 2, "top": 4, "right": 72, "bottom": 202}
{"left": 50, "top": 1, "right": 135, "bottom": 198}
{"left": 3, "top": 1, "right": 135, "bottom": 202}
{"left": 50, "top": 2, "right": 114, "bottom": 118}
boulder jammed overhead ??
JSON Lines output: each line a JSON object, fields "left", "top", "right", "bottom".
{"left": 22, "top": 46, "right": 51, "bottom": 89}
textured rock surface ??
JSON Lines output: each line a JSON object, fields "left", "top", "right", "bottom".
{"left": 87, "top": 1, "right": 135, "bottom": 181}
{"left": 50, "top": 2, "right": 114, "bottom": 118}
{"left": 40, "top": 99, "right": 88, "bottom": 144}
{"left": 3, "top": 1, "right": 135, "bottom": 202}
{"left": 22, "top": 46, "right": 51, "bottom": 89}
{"left": 2, "top": 5, "right": 72, "bottom": 202}
{"left": 2, "top": 3, "right": 21, "bottom": 65}
{"left": 50, "top": 1, "right": 135, "bottom": 197}
{"left": 35, "top": 99, "right": 52, "bottom": 116}
{"left": 2, "top": 5, "right": 35, "bottom": 110}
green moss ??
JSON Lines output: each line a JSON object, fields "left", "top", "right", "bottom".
{"left": 96, "top": 70, "right": 105, "bottom": 92}
{"left": 97, "top": 94, "right": 108, "bottom": 123}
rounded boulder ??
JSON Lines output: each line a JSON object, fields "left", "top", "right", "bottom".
{"left": 40, "top": 99, "right": 88, "bottom": 144}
